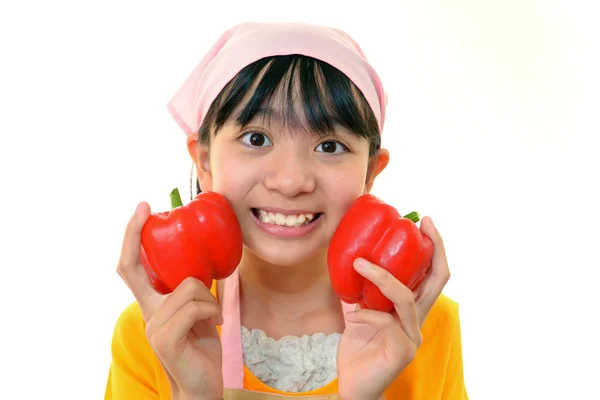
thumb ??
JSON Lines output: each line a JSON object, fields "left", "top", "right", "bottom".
{"left": 117, "top": 202, "right": 161, "bottom": 312}
{"left": 418, "top": 216, "right": 437, "bottom": 239}
{"left": 120, "top": 202, "right": 151, "bottom": 265}
{"left": 418, "top": 216, "right": 446, "bottom": 264}
{"left": 416, "top": 216, "right": 451, "bottom": 322}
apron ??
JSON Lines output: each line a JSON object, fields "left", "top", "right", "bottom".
{"left": 219, "top": 268, "right": 355, "bottom": 400}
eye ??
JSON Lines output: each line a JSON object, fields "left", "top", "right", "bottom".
{"left": 240, "top": 132, "right": 272, "bottom": 147}
{"left": 315, "top": 141, "right": 348, "bottom": 154}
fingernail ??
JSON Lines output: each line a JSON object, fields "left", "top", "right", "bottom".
{"left": 354, "top": 258, "right": 371, "bottom": 272}
{"left": 135, "top": 203, "right": 143, "bottom": 216}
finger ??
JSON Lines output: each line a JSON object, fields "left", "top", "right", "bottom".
{"left": 150, "top": 301, "right": 222, "bottom": 356}
{"left": 116, "top": 202, "right": 161, "bottom": 309}
{"left": 345, "top": 308, "right": 419, "bottom": 357}
{"left": 150, "top": 277, "right": 219, "bottom": 330}
{"left": 345, "top": 308, "right": 401, "bottom": 336}
{"left": 353, "top": 258, "right": 422, "bottom": 346}
{"left": 412, "top": 279, "right": 425, "bottom": 302}
{"left": 416, "top": 217, "right": 451, "bottom": 320}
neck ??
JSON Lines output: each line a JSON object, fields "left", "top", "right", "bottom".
{"left": 238, "top": 249, "right": 338, "bottom": 319}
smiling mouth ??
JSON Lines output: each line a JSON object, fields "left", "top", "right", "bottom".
{"left": 251, "top": 208, "right": 323, "bottom": 227}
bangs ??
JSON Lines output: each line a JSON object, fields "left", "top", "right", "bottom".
{"left": 201, "top": 55, "right": 380, "bottom": 143}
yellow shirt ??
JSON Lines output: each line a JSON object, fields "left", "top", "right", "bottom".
{"left": 105, "top": 281, "right": 468, "bottom": 399}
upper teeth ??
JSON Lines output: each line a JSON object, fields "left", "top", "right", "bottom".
{"left": 257, "top": 209, "right": 315, "bottom": 227}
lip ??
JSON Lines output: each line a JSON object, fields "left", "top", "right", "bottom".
{"left": 249, "top": 209, "right": 322, "bottom": 238}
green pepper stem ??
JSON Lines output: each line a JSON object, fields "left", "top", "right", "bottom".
{"left": 402, "top": 211, "right": 420, "bottom": 223}
{"left": 170, "top": 188, "right": 184, "bottom": 209}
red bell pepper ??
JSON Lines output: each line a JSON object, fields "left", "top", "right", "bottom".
{"left": 327, "top": 194, "right": 434, "bottom": 312}
{"left": 140, "top": 188, "right": 243, "bottom": 294}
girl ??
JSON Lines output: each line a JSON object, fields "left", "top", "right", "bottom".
{"left": 106, "top": 22, "right": 468, "bottom": 399}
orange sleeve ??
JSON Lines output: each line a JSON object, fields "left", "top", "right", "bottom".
{"left": 441, "top": 305, "right": 469, "bottom": 400}
{"left": 104, "top": 302, "right": 163, "bottom": 400}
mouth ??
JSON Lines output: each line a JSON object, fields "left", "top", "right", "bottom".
{"left": 251, "top": 208, "right": 323, "bottom": 228}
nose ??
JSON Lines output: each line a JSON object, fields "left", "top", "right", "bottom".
{"left": 263, "top": 154, "right": 316, "bottom": 197}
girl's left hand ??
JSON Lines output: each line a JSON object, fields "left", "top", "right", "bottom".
{"left": 336, "top": 217, "right": 450, "bottom": 400}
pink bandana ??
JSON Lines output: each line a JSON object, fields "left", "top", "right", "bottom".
{"left": 167, "top": 22, "right": 388, "bottom": 142}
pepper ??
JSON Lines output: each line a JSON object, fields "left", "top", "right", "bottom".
{"left": 140, "top": 188, "right": 243, "bottom": 294}
{"left": 327, "top": 194, "right": 434, "bottom": 312}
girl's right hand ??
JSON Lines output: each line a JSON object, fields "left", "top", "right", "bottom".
{"left": 116, "top": 202, "right": 224, "bottom": 400}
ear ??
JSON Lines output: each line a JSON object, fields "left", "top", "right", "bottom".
{"left": 365, "top": 148, "right": 390, "bottom": 194}
{"left": 187, "top": 139, "right": 213, "bottom": 192}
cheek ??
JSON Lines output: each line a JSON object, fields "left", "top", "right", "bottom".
{"left": 210, "top": 156, "right": 256, "bottom": 197}
{"left": 209, "top": 156, "right": 257, "bottom": 225}
{"left": 322, "top": 164, "right": 368, "bottom": 211}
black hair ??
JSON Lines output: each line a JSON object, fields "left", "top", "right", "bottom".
{"left": 191, "top": 54, "right": 381, "bottom": 197}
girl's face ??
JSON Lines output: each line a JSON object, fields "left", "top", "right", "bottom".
{"left": 192, "top": 105, "right": 389, "bottom": 268}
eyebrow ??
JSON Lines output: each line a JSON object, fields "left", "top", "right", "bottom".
{"left": 235, "top": 105, "right": 285, "bottom": 127}
{"left": 234, "top": 103, "right": 346, "bottom": 139}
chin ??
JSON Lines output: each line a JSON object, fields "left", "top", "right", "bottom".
{"left": 246, "top": 243, "right": 327, "bottom": 268}
{"left": 242, "top": 238, "right": 329, "bottom": 268}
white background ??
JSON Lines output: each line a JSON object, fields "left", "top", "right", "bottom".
{"left": 1, "top": 1, "right": 598, "bottom": 399}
